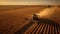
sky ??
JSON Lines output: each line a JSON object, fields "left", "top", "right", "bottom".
{"left": 0, "top": 0, "right": 60, "bottom": 5}
{"left": 0, "top": 0, "right": 60, "bottom": 1}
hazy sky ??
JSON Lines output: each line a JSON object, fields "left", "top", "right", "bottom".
{"left": 0, "top": 0, "right": 60, "bottom": 1}
{"left": 0, "top": 0, "right": 60, "bottom": 5}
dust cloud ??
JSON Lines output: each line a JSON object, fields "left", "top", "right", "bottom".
{"left": 37, "top": 7, "right": 60, "bottom": 24}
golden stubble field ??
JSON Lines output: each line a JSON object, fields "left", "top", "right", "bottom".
{"left": 0, "top": 5, "right": 60, "bottom": 34}
{"left": 0, "top": 5, "right": 47, "bottom": 34}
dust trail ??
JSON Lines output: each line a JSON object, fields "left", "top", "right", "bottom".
{"left": 37, "top": 7, "right": 60, "bottom": 24}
